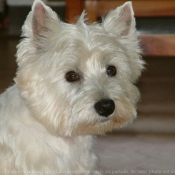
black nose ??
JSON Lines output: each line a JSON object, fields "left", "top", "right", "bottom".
{"left": 94, "top": 99, "right": 115, "bottom": 117}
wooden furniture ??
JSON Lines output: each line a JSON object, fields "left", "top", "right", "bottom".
{"left": 66, "top": 0, "right": 175, "bottom": 57}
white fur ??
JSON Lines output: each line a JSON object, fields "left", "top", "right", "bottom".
{"left": 0, "top": 0, "right": 144, "bottom": 174}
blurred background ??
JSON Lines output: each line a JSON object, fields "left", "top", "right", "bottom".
{"left": 0, "top": 0, "right": 175, "bottom": 174}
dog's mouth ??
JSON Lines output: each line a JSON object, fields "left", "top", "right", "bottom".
{"left": 99, "top": 114, "right": 114, "bottom": 122}
{"left": 89, "top": 114, "right": 113, "bottom": 127}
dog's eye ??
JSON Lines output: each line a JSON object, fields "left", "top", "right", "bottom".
{"left": 65, "top": 71, "right": 80, "bottom": 82}
{"left": 106, "top": 65, "right": 117, "bottom": 77}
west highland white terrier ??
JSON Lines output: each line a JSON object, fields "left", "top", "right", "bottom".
{"left": 0, "top": 0, "right": 144, "bottom": 174}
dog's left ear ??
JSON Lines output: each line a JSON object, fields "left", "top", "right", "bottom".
{"left": 32, "top": 0, "right": 48, "bottom": 35}
{"left": 32, "top": 0, "right": 59, "bottom": 35}
{"left": 22, "top": 0, "right": 59, "bottom": 38}
{"left": 103, "top": 1, "right": 135, "bottom": 36}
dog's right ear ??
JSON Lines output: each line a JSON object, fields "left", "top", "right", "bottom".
{"left": 22, "top": 0, "right": 59, "bottom": 38}
{"left": 103, "top": 2, "right": 136, "bottom": 37}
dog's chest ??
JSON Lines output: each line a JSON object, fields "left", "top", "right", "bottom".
{"left": 21, "top": 134, "right": 98, "bottom": 172}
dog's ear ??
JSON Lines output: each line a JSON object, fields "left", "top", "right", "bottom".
{"left": 22, "top": 0, "right": 59, "bottom": 38}
{"left": 103, "top": 1, "right": 136, "bottom": 36}
{"left": 32, "top": 0, "right": 48, "bottom": 35}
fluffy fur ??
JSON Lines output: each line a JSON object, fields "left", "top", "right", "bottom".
{"left": 0, "top": 0, "right": 144, "bottom": 174}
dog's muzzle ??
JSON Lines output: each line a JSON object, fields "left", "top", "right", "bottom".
{"left": 94, "top": 99, "right": 115, "bottom": 117}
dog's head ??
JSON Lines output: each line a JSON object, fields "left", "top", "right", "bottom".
{"left": 15, "top": 0, "right": 144, "bottom": 136}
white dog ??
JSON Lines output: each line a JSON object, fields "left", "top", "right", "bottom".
{"left": 0, "top": 0, "right": 144, "bottom": 174}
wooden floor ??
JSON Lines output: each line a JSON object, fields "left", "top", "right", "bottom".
{"left": 0, "top": 35, "right": 175, "bottom": 174}
{"left": 97, "top": 132, "right": 175, "bottom": 174}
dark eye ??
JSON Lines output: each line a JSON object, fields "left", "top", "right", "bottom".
{"left": 65, "top": 71, "right": 80, "bottom": 82}
{"left": 106, "top": 65, "right": 117, "bottom": 77}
